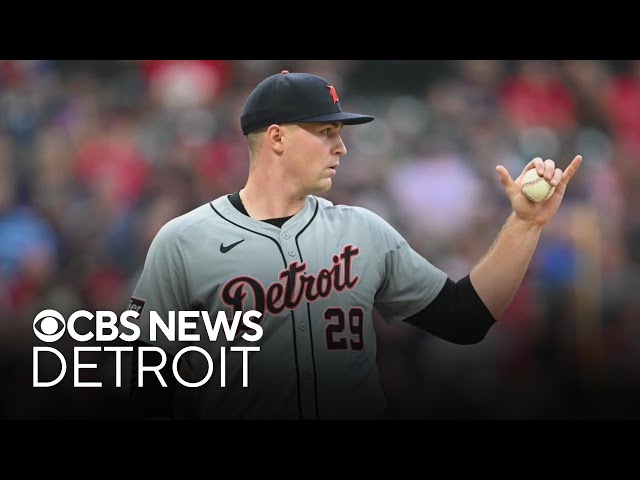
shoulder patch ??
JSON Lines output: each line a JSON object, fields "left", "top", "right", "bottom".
{"left": 127, "top": 297, "right": 146, "bottom": 316}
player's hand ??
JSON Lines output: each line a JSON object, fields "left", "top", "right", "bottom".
{"left": 495, "top": 155, "right": 582, "bottom": 227}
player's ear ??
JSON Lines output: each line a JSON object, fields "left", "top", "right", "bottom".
{"left": 266, "top": 124, "right": 285, "bottom": 153}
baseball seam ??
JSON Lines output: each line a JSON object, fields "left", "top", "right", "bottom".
{"left": 522, "top": 177, "right": 544, "bottom": 188}
{"left": 522, "top": 175, "right": 554, "bottom": 202}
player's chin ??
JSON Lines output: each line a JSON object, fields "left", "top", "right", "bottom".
{"left": 307, "top": 177, "right": 333, "bottom": 195}
{"left": 311, "top": 178, "right": 333, "bottom": 194}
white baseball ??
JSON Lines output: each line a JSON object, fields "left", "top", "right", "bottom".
{"left": 521, "top": 168, "right": 555, "bottom": 203}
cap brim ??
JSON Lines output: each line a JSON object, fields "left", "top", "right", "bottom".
{"left": 296, "top": 112, "right": 374, "bottom": 126}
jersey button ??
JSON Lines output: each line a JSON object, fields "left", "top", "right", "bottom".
{"left": 303, "top": 371, "right": 312, "bottom": 380}
{"left": 288, "top": 250, "right": 295, "bottom": 257}
{"left": 282, "top": 232, "right": 290, "bottom": 239}
{"left": 299, "top": 322, "right": 306, "bottom": 331}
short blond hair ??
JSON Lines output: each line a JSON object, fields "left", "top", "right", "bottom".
{"left": 246, "top": 129, "right": 266, "bottom": 158}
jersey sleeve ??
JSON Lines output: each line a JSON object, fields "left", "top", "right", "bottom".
{"left": 128, "top": 219, "right": 191, "bottom": 356}
{"left": 369, "top": 212, "right": 448, "bottom": 324}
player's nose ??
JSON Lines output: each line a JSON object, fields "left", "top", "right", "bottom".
{"left": 333, "top": 135, "right": 347, "bottom": 156}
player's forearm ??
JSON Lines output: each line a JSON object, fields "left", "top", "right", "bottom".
{"left": 469, "top": 212, "right": 543, "bottom": 320}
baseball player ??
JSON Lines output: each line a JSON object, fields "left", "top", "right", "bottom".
{"left": 127, "top": 70, "right": 582, "bottom": 419}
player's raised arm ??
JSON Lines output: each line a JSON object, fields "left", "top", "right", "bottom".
{"left": 469, "top": 155, "right": 583, "bottom": 320}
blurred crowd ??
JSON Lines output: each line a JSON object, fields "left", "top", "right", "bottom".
{"left": 1, "top": 60, "right": 640, "bottom": 419}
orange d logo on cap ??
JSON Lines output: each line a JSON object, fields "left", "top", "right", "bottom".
{"left": 327, "top": 85, "right": 339, "bottom": 104}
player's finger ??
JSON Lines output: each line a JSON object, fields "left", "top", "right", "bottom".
{"left": 561, "top": 155, "right": 583, "bottom": 185}
{"left": 543, "top": 159, "right": 556, "bottom": 181}
{"left": 550, "top": 168, "right": 563, "bottom": 187}
{"left": 522, "top": 157, "right": 543, "bottom": 177}
{"left": 496, "top": 165, "right": 517, "bottom": 196}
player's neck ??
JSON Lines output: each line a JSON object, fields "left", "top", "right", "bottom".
{"left": 241, "top": 180, "right": 307, "bottom": 220}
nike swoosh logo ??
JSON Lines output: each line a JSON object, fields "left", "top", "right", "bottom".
{"left": 220, "top": 239, "right": 245, "bottom": 253}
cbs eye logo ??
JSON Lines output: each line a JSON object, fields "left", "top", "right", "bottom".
{"left": 33, "top": 309, "right": 66, "bottom": 342}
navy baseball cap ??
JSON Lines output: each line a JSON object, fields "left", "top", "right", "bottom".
{"left": 240, "top": 70, "right": 375, "bottom": 135}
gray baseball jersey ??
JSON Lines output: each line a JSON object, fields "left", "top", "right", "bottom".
{"left": 129, "top": 194, "right": 447, "bottom": 419}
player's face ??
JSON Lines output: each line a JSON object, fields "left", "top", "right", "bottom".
{"left": 283, "top": 122, "right": 346, "bottom": 195}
